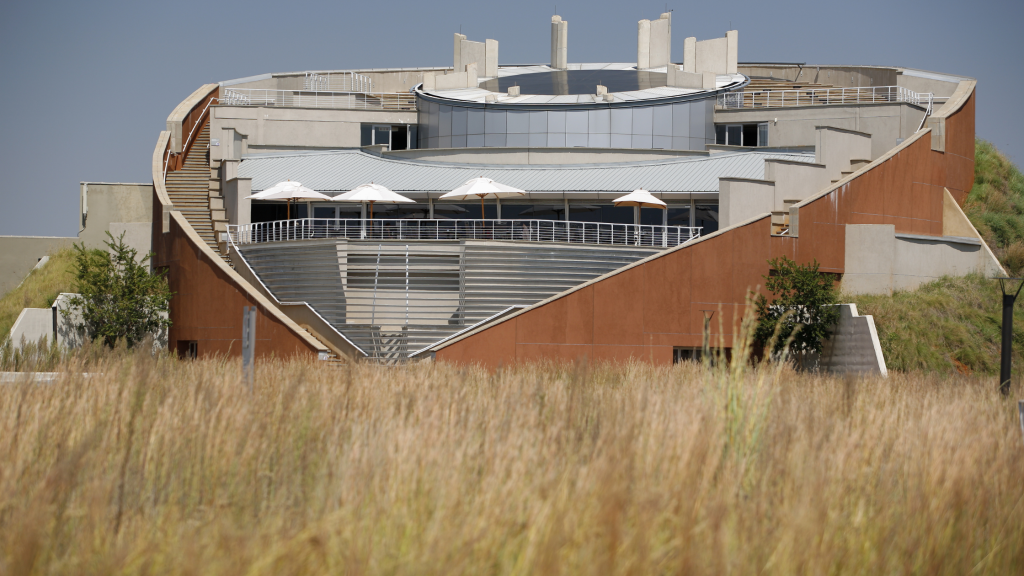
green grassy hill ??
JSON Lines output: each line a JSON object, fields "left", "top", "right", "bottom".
{"left": 0, "top": 247, "right": 76, "bottom": 342}
{"left": 849, "top": 140, "right": 1024, "bottom": 374}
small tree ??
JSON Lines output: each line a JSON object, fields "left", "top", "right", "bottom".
{"left": 754, "top": 256, "right": 840, "bottom": 357}
{"left": 65, "top": 232, "right": 173, "bottom": 348}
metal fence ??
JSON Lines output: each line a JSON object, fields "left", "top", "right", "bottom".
{"left": 303, "top": 71, "right": 372, "bottom": 92}
{"left": 230, "top": 218, "right": 702, "bottom": 248}
{"left": 717, "top": 86, "right": 933, "bottom": 109}
{"left": 221, "top": 88, "right": 416, "bottom": 110}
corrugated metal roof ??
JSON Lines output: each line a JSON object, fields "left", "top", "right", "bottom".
{"left": 238, "top": 149, "right": 814, "bottom": 194}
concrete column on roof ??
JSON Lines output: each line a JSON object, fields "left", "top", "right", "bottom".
{"left": 637, "top": 19, "right": 651, "bottom": 69}
{"left": 684, "top": 37, "right": 696, "bottom": 73}
{"left": 726, "top": 30, "right": 738, "bottom": 74}
{"left": 649, "top": 13, "right": 671, "bottom": 69}
{"left": 485, "top": 39, "right": 498, "bottom": 77}
{"left": 454, "top": 33, "right": 466, "bottom": 72}
{"left": 551, "top": 16, "right": 568, "bottom": 69}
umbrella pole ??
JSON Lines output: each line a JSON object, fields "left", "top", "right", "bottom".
{"left": 287, "top": 199, "right": 291, "bottom": 220}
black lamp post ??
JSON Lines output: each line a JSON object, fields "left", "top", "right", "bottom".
{"left": 996, "top": 277, "right": 1023, "bottom": 396}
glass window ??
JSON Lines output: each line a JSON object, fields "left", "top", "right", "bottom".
{"left": 372, "top": 125, "right": 391, "bottom": 148}
{"left": 507, "top": 111, "right": 530, "bottom": 133}
{"left": 566, "top": 110, "right": 588, "bottom": 133}
{"left": 507, "top": 133, "right": 529, "bottom": 147}
{"left": 715, "top": 125, "right": 726, "bottom": 145}
{"left": 672, "top": 102, "right": 690, "bottom": 139}
{"left": 502, "top": 203, "right": 565, "bottom": 221}
{"left": 528, "top": 132, "right": 546, "bottom": 148}
{"left": 610, "top": 133, "right": 632, "bottom": 148}
{"left": 484, "top": 133, "right": 506, "bottom": 147}
{"left": 758, "top": 123, "right": 769, "bottom": 147}
{"left": 566, "top": 133, "right": 588, "bottom": 147}
{"left": 529, "top": 110, "right": 548, "bottom": 133}
{"left": 632, "top": 107, "right": 653, "bottom": 135}
{"left": 548, "top": 111, "right": 566, "bottom": 132}
{"left": 467, "top": 109, "right": 485, "bottom": 135}
{"left": 639, "top": 205, "right": 667, "bottom": 225}
{"left": 694, "top": 203, "right": 719, "bottom": 234}
{"left": 451, "top": 108, "right": 468, "bottom": 136}
{"left": 689, "top": 102, "right": 705, "bottom": 139}
{"left": 438, "top": 107, "right": 452, "bottom": 137}
{"left": 435, "top": 202, "right": 498, "bottom": 220}
{"left": 360, "top": 124, "right": 372, "bottom": 146}
{"left": 653, "top": 104, "right": 673, "bottom": 137}
{"left": 588, "top": 132, "right": 611, "bottom": 148}
{"left": 653, "top": 135, "right": 672, "bottom": 150}
{"left": 726, "top": 125, "right": 742, "bottom": 146}
{"left": 742, "top": 124, "right": 758, "bottom": 147}
{"left": 631, "top": 133, "right": 653, "bottom": 149}
{"left": 610, "top": 108, "right": 632, "bottom": 135}
{"left": 588, "top": 109, "right": 610, "bottom": 134}
{"left": 667, "top": 204, "right": 692, "bottom": 227}
{"left": 485, "top": 110, "right": 507, "bottom": 133}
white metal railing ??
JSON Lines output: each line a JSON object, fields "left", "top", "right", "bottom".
{"left": 229, "top": 218, "right": 702, "bottom": 248}
{"left": 717, "top": 86, "right": 933, "bottom": 109}
{"left": 220, "top": 88, "right": 415, "bottom": 110}
{"left": 163, "top": 96, "right": 219, "bottom": 180}
{"left": 304, "top": 71, "right": 373, "bottom": 92}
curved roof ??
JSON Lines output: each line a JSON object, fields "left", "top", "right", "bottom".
{"left": 416, "top": 63, "right": 746, "bottom": 108}
{"left": 238, "top": 149, "right": 814, "bottom": 195}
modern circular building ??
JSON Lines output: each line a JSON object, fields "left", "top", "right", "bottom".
{"left": 415, "top": 64, "right": 747, "bottom": 151}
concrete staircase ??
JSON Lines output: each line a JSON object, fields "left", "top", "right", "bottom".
{"left": 164, "top": 123, "right": 230, "bottom": 264}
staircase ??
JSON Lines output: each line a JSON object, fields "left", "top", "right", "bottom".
{"left": 165, "top": 123, "right": 231, "bottom": 264}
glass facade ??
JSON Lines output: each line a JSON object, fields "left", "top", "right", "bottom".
{"left": 417, "top": 96, "right": 717, "bottom": 151}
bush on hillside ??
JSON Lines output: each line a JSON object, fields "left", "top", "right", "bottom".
{"left": 65, "top": 232, "right": 172, "bottom": 349}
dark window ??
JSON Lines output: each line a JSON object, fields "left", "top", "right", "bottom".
{"left": 742, "top": 124, "right": 758, "bottom": 147}
{"left": 694, "top": 203, "right": 719, "bottom": 234}
{"left": 758, "top": 123, "right": 769, "bottom": 147}
{"left": 726, "top": 125, "right": 742, "bottom": 146}
{"left": 177, "top": 340, "right": 197, "bottom": 360}
{"left": 673, "top": 347, "right": 702, "bottom": 363}
{"left": 715, "top": 125, "right": 726, "bottom": 145}
{"left": 360, "top": 124, "right": 372, "bottom": 146}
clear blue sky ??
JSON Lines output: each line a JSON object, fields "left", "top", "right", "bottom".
{"left": 1, "top": 0, "right": 1020, "bottom": 237}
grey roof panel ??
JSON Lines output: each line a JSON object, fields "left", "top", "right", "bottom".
{"left": 238, "top": 149, "right": 814, "bottom": 194}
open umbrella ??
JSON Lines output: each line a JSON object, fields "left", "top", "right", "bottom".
{"left": 246, "top": 181, "right": 332, "bottom": 219}
{"left": 439, "top": 177, "right": 525, "bottom": 222}
{"left": 612, "top": 189, "right": 666, "bottom": 224}
{"left": 334, "top": 182, "right": 415, "bottom": 220}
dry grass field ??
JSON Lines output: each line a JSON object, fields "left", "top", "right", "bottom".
{"left": 1, "top": 345, "right": 1023, "bottom": 575}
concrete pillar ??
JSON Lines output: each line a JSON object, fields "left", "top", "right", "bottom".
{"left": 725, "top": 30, "right": 738, "bottom": 74}
{"left": 637, "top": 19, "right": 651, "bottom": 69}
{"left": 466, "top": 62, "right": 478, "bottom": 87}
{"left": 454, "top": 33, "right": 466, "bottom": 73}
{"left": 683, "top": 37, "right": 696, "bottom": 73}
{"left": 649, "top": 13, "right": 671, "bottom": 69}
{"left": 485, "top": 39, "right": 498, "bottom": 77}
{"left": 551, "top": 16, "right": 567, "bottom": 69}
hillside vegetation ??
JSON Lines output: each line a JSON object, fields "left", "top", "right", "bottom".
{"left": 0, "top": 352, "right": 1021, "bottom": 575}
{"left": 965, "top": 139, "right": 1024, "bottom": 274}
{"left": 0, "top": 246, "right": 76, "bottom": 342}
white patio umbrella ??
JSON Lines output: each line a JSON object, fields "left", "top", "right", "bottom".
{"left": 246, "top": 181, "right": 332, "bottom": 219}
{"left": 333, "top": 182, "right": 415, "bottom": 220}
{"left": 439, "top": 177, "right": 525, "bottom": 222}
{"left": 612, "top": 189, "right": 666, "bottom": 224}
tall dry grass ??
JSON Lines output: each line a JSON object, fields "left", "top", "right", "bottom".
{"left": 1, "top": 350, "right": 1022, "bottom": 575}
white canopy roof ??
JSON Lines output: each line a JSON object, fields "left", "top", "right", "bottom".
{"left": 246, "top": 181, "right": 331, "bottom": 201}
{"left": 612, "top": 189, "right": 667, "bottom": 209}
{"left": 334, "top": 182, "right": 415, "bottom": 204}
{"left": 439, "top": 177, "right": 526, "bottom": 201}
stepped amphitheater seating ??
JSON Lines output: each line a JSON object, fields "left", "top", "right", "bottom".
{"left": 235, "top": 239, "right": 661, "bottom": 362}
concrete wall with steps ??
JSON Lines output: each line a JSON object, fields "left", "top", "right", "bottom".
{"left": 817, "top": 304, "right": 887, "bottom": 376}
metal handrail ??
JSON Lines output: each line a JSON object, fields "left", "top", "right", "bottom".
{"left": 164, "top": 96, "right": 219, "bottom": 179}
{"left": 304, "top": 71, "right": 373, "bottom": 92}
{"left": 219, "top": 88, "right": 416, "bottom": 111}
{"left": 717, "top": 85, "right": 934, "bottom": 109}
{"left": 229, "top": 218, "right": 703, "bottom": 248}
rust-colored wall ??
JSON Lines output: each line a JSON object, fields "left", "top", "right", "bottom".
{"left": 437, "top": 88, "right": 977, "bottom": 369}
{"left": 151, "top": 211, "right": 320, "bottom": 359}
